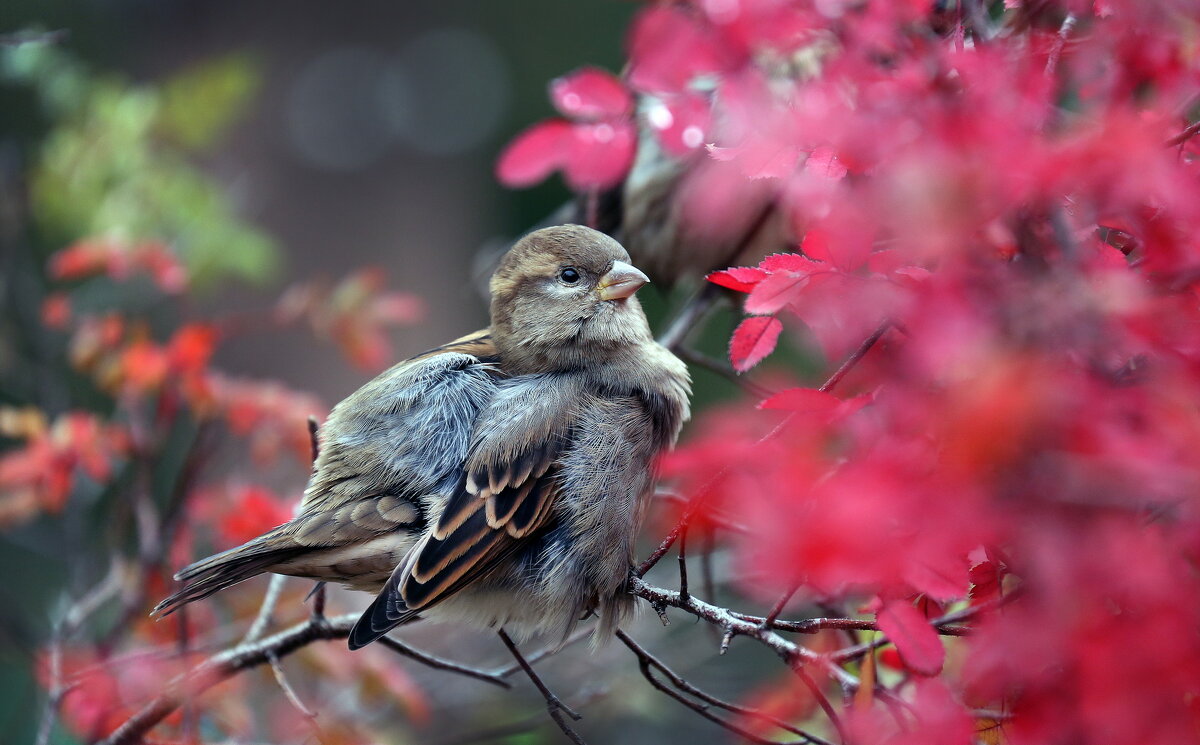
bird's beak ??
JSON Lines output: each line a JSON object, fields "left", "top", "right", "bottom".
{"left": 597, "top": 261, "right": 650, "bottom": 301}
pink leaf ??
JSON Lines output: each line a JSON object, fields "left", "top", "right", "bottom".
{"left": 758, "top": 387, "right": 842, "bottom": 414}
{"left": 805, "top": 145, "right": 848, "bottom": 180}
{"left": 745, "top": 272, "right": 816, "bottom": 315}
{"left": 760, "top": 253, "right": 823, "bottom": 273}
{"left": 550, "top": 67, "right": 632, "bottom": 121}
{"left": 563, "top": 121, "right": 637, "bottom": 190}
{"left": 707, "top": 266, "right": 767, "bottom": 292}
{"left": 903, "top": 561, "right": 970, "bottom": 602}
{"left": 627, "top": 5, "right": 732, "bottom": 93}
{"left": 647, "top": 93, "right": 711, "bottom": 156}
{"left": 802, "top": 228, "right": 871, "bottom": 271}
{"left": 877, "top": 600, "right": 945, "bottom": 676}
{"left": 496, "top": 120, "right": 572, "bottom": 188}
{"left": 730, "top": 316, "right": 782, "bottom": 373}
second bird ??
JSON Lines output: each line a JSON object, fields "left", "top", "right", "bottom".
{"left": 156, "top": 224, "right": 691, "bottom": 650}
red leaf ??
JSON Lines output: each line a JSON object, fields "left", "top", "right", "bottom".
{"left": 708, "top": 266, "right": 767, "bottom": 292}
{"left": 802, "top": 228, "right": 871, "bottom": 271}
{"left": 729, "top": 316, "right": 782, "bottom": 373}
{"left": 759, "top": 253, "right": 822, "bottom": 273}
{"left": 549, "top": 67, "right": 632, "bottom": 120}
{"left": 877, "top": 600, "right": 945, "bottom": 676}
{"left": 495, "top": 120, "right": 572, "bottom": 188}
{"left": 805, "top": 145, "right": 848, "bottom": 180}
{"left": 646, "top": 93, "right": 711, "bottom": 155}
{"left": 745, "top": 272, "right": 813, "bottom": 315}
{"left": 218, "top": 486, "right": 292, "bottom": 548}
{"left": 758, "top": 387, "right": 842, "bottom": 414}
{"left": 904, "top": 561, "right": 969, "bottom": 602}
{"left": 627, "top": 5, "right": 732, "bottom": 93}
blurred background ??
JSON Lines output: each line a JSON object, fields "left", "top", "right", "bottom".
{"left": 3, "top": 0, "right": 638, "bottom": 402}
{"left": 0, "top": 2, "right": 765, "bottom": 744}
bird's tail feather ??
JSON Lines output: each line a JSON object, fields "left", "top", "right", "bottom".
{"left": 153, "top": 530, "right": 304, "bottom": 617}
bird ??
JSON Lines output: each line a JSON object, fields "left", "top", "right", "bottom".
{"left": 155, "top": 224, "right": 691, "bottom": 650}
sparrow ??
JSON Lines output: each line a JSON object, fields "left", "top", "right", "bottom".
{"left": 155, "top": 225, "right": 691, "bottom": 650}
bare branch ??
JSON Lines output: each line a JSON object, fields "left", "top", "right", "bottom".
{"left": 1167, "top": 120, "right": 1200, "bottom": 148}
{"left": 676, "top": 345, "right": 775, "bottom": 398}
{"left": 98, "top": 614, "right": 510, "bottom": 745}
{"left": 494, "top": 625, "right": 594, "bottom": 678}
{"left": 616, "top": 629, "right": 835, "bottom": 745}
{"left": 818, "top": 320, "right": 891, "bottom": 394}
{"left": 376, "top": 636, "right": 512, "bottom": 689}
{"left": 497, "top": 629, "right": 587, "bottom": 745}
{"left": 242, "top": 574, "right": 288, "bottom": 644}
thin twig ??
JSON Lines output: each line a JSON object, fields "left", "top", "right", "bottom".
{"left": 676, "top": 346, "right": 775, "bottom": 398}
{"left": 678, "top": 524, "right": 690, "bottom": 602}
{"left": 616, "top": 629, "right": 835, "bottom": 745}
{"left": 628, "top": 577, "right": 858, "bottom": 691}
{"left": 1166, "top": 120, "right": 1200, "bottom": 148}
{"left": 494, "top": 626, "right": 595, "bottom": 678}
{"left": 268, "top": 652, "right": 319, "bottom": 720}
{"left": 308, "top": 415, "right": 321, "bottom": 463}
{"left": 792, "top": 665, "right": 845, "bottom": 743}
{"left": 658, "top": 283, "right": 722, "bottom": 352}
{"left": 376, "top": 636, "right": 512, "bottom": 689}
{"left": 763, "top": 583, "right": 800, "bottom": 630}
{"left": 817, "top": 320, "right": 891, "bottom": 394}
{"left": 497, "top": 629, "right": 587, "bottom": 745}
{"left": 829, "top": 593, "right": 1017, "bottom": 664}
{"left": 1044, "top": 13, "right": 1076, "bottom": 79}
{"left": 34, "top": 620, "right": 64, "bottom": 745}
{"left": 243, "top": 574, "right": 287, "bottom": 644}
{"left": 97, "top": 614, "right": 510, "bottom": 745}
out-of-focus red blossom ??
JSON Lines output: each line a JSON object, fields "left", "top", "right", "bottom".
{"left": 38, "top": 646, "right": 223, "bottom": 740}
{"left": 496, "top": 66, "right": 637, "bottom": 191}
{"left": 40, "top": 292, "right": 72, "bottom": 329}
{"left": 49, "top": 238, "right": 187, "bottom": 293}
{"left": 207, "top": 374, "right": 326, "bottom": 464}
{"left": 277, "top": 268, "right": 424, "bottom": 371}
{"left": 0, "top": 409, "right": 127, "bottom": 526}
{"left": 643, "top": 0, "right": 1200, "bottom": 741}
{"left": 212, "top": 484, "right": 292, "bottom": 548}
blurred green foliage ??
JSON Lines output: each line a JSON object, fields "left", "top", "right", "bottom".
{"left": 2, "top": 41, "right": 278, "bottom": 286}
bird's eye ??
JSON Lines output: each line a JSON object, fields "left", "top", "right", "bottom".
{"left": 559, "top": 267, "right": 581, "bottom": 284}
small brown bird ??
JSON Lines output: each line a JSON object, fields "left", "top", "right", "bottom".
{"left": 156, "top": 225, "right": 690, "bottom": 649}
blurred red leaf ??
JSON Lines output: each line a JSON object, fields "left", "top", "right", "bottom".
{"left": 496, "top": 120, "right": 573, "bottom": 188}
{"left": 877, "top": 599, "right": 946, "bottom": 676}
{"left": 707, "top": 266, "right": 767, "bottom": 292}
{"left": 549, "top": 67, "right": 632, "bottom": 120}
{"left": 217, "top": 485, "right": 292, "bottom": 548}
{"left": 729, "top": 316, "right": 782, "bottom": 372}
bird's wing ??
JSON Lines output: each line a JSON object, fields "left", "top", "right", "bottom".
{"left": 292, "top": 334, "right": 499, "bottom": 549}
{"left": 349, "top": 374, "right": 584, "bottom": 648}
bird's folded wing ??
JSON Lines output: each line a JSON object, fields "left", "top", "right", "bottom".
{"left": 294, "top": 343, "right": 499, "bottom": 548}
{"left": 348, "top": 375, "right": 584, "bottom": 647}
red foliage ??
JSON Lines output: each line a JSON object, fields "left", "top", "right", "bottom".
{"left": 50, "top": 238, "right": 187, "bottom": 293}
{"left": 496, "top": 67, "right": 637, "bottom": 191}
{"left": 610, "top": 1, "right": 1200, "bottom": 742}
{"left": 0, "top": 410, "right": 127, "bottom": 526}
{"left": 276, "top": 268, "right": 425, "bottom": 372}
{"left": 213, "top": 484, "right": 293, "bottom": 548}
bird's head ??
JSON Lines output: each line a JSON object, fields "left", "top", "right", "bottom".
{"left": 489, "top": 225, "right": 653, "bottom": 373}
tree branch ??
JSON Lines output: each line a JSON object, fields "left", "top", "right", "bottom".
{"left": 497, "top": 629, "right": 587, "bottom": 745}
{"left": 616, "top": 629, "right": 835, "bottom": 745}
{"left": 98, "top": 614, "right": 510, "bottom": 745}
